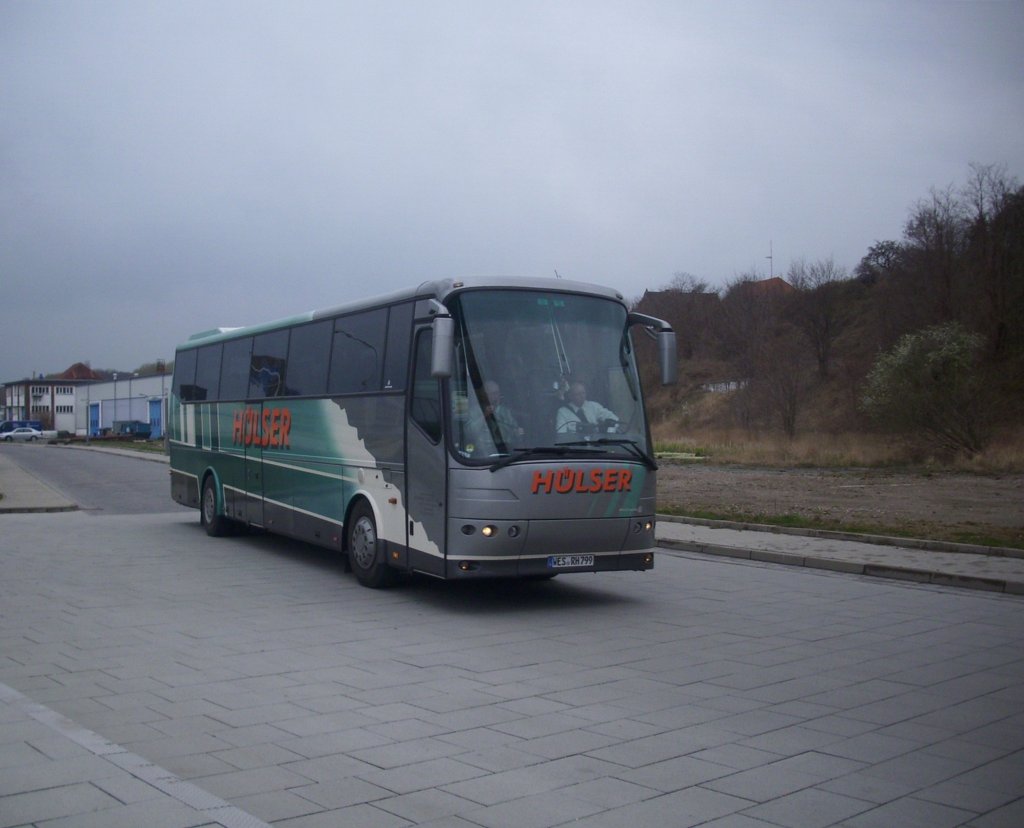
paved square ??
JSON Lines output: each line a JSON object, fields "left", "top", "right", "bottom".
{"left": 1, "top": 510, "right": 1022, "bottom": 826}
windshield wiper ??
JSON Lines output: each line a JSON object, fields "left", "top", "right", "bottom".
{"left": 488, "top": 445, "right": 602, "bottom": 472}
{"left": 557, "top": 438, "right": 658, "bottom": 470}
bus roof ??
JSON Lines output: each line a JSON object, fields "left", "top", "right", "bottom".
{"left": 176, "top": 276, "right": 627, "bottom": 352}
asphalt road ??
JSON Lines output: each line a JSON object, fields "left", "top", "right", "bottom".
{"left": 0, "top": 442, "right": 189, "bottom": 515}
{"left": 1, "top": 448, "right": 1022, "bottom": 827}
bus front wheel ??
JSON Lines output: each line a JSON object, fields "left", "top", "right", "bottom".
{"left": 347, "top": 501, "right": 394, "bottom": 589}
{"left": 201, "top": 477, "right": 231, "bottom": 537}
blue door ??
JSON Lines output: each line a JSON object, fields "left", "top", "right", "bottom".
{"left": 89, "top": 403, "right": 100, "bottom": 437}
{"left": 149, "top": 399, "right": 163, "bottom": 439}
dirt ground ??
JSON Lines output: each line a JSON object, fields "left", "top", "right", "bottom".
{"left": 656, "top": 462, "right": 1024, "bottom": 547}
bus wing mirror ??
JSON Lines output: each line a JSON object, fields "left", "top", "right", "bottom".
{"left": 628, "top": 311, "right": 677, "bottom": 385}
{"left": 431, "top": 316, "right": 454, "bottom": 378}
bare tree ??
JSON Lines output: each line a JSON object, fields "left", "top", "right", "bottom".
{"left": 760, "top": 331, "right": 811, "bottom": 438}
{"left": 903, "top": 185, "right": 969, "bottom": 324}
{"left": 855, "top": 240, "right": 903, "bottom": 284}
{"left": 663, "top": 272, "right": 712, "bottom": 294}
{"left": 718, "top": 272, "right": 785, "bottom": 372}
{"left": 961, "top": 163, "right": 1023, "bottom": 359}
{"left": 786, "top": 256, "right": 850, "bottom": 379}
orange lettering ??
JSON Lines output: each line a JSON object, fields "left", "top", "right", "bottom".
{"left": 555, "top": 468, "right": 575, "bottom": 494}
{"left": 279, "top": 408, "right": 291, "bottom": 447}
{"left": 259, "top": 409, "right": 269, "bottom": 447}
{"left": 529, "top": 467, "right": 633, "bottom": 494}
{"left": 230, "top": 406, "right": 291, "bottom": 450}
{"left": 267, "top": 408, "right": 278, "bottom": 447}
{"left": 531, "top": 470, "right": 554, "bottom": 494}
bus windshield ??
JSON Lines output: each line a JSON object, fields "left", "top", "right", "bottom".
{"left": 449, "top": 289, "right": 650, "bottom": 464}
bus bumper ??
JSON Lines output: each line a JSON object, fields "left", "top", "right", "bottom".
{"left": 442, "top": 550, "right": 654, "bottom": 579}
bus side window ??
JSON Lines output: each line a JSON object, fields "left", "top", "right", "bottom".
{"left": 382, "top": 302, "right": 413, "bottom": 391}
{"left": 328, "top": 309, "right": 387, "bottom": 394}
{"left": 410, "top": 330, "right": 441, "bottom": 442}
{"left": 220, "top": 337, "right": 253, "bottom": 401}
{"left": 250, "top": 329, "right": 289, "bottom": 398}
{"left": 286, "top": 320, "right": 331, "bottom": 397}
{"left": 193, "top": 344, "right": 222, "bottom": 402}
{"left": 172, "top": 349, "right": 198, "bottom": 402}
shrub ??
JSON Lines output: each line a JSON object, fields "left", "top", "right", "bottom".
{"left": 860, "top": 322, "right": 992, "bottom": 457}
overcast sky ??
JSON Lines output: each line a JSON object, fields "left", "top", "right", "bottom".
{"left": 2, "top": 1, "right": 1022, "bottom": 380}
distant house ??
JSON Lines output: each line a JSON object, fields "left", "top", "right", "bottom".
{"left": 1, "top": 363, "right": 171, "bottom": 437}
{"left": 633, "top": 289, "right": 721, "bottom": 360}
{"left": 633, "top": 278, "right": 793, "bottom": 394}
{"left": 57, "top": 362, "right": 105, "bottom": 381}
{"left": 0, "top": 374, "right": 89, "bottom": 432}
{"left": 730, "top": 276, "right": 795, "bottom": 298}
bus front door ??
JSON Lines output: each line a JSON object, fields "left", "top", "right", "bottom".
{"left": 405, "top": 329, "right": 447, "bottom": 577}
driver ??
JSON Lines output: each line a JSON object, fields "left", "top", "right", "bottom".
{"left": 556, "top": 381, "right": 619, "bottom": 434}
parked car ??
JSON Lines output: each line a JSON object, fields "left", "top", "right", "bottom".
{"left": 2, "top": 427, "right": 43, "bottom": 442}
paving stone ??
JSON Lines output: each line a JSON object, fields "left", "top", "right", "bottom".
{"left": 619, "top": 754, "right": 735, "bottom": 792}
{"left": 0, "top": 783, "right": 120, "bottom": 827}
{"left": 373, "top": 788, "right": 482, "bottom": 824}
{"left": 741, "top": 786, "right": 873, "bottom": 827}
{"left": 289, "top": 776, "right": 392, "bottom": 809}
{"left": 963, "top": 795, "right": 1024, "bottom": 828}
{"left": 3, "top": 503, "right": 1024, "bottom": 827}
{"left": 839, "top": 795, "right": 976, "bottom": 828}
{"left": 569, "top": 785, "right": 753, "bottom": 827}
{"left": 198, "top": 765, "right": 314, "bottom": 799}
{"left": 458, "top": 788, "right": 605, "bottom": 828}
{"left": 356, "top": 756, "right": 490, "bottom": 796}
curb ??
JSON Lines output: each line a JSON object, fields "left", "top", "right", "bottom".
{"left": 52, "top": 443, "right": 170, "bottom": 464}
{"left": 657, "top": 513, "right": 1024, "bottom": 560}
{"left": 657, "top": 537, "right": 1024, "bottom": 596}
{"left": 0, "top": 502, "right": 78, "bottom": 515}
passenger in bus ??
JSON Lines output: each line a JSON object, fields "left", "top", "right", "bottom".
{"left": 556, "top": 381, "right": 619, "bottom": 434}
{"left": 469, "top": 380, "right": 524, "bottom": 448}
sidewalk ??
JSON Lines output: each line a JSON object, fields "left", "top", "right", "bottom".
{"left": 0, "top": 451, "right": 77, "bottom": 513}
{"left": 2, "top": 446, "right": 1022, "bottom": 595}
{"left": 657, "top": 515, "right": 1024, "bottom": 595}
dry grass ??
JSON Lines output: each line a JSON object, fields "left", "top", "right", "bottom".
{"left": 652, "top": 424, "right": 1024, "bottom": 472}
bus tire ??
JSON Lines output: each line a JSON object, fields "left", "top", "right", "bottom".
{"left": 200, "top": 476, "right": 231, "bottom": 537}
{"left": 347, "top": 501, "right": 394, "bottom": 589}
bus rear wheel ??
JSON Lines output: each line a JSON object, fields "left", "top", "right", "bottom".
{"left": 347, "top": 501, "right": 395, "bottom": 588}
{"left": 201, "top": 477, "right": 231, "bottom": 537}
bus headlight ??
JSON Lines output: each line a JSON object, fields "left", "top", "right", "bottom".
{"left": 481, "top": 525, "right": 497, "bottom": 538}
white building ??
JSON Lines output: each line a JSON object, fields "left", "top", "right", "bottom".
{"left": 75, "top": 372, "right": 171, "bottom": 438}
{"left": 2, "top": 368, "right": 172, "bottom": 438}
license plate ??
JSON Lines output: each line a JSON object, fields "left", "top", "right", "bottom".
{"left": 547, "top": 554, "right": 595, "bottom": 569}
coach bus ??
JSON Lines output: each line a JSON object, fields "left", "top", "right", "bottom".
{"left": 169, "top": 277, "right": 676, "bottom": 587}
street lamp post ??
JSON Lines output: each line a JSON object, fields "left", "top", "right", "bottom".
{"left": 128, "top": 372, "right": 138, "bottom": 421}
{"left": 157, "top": 359, "right": 167, "bottom": 445}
